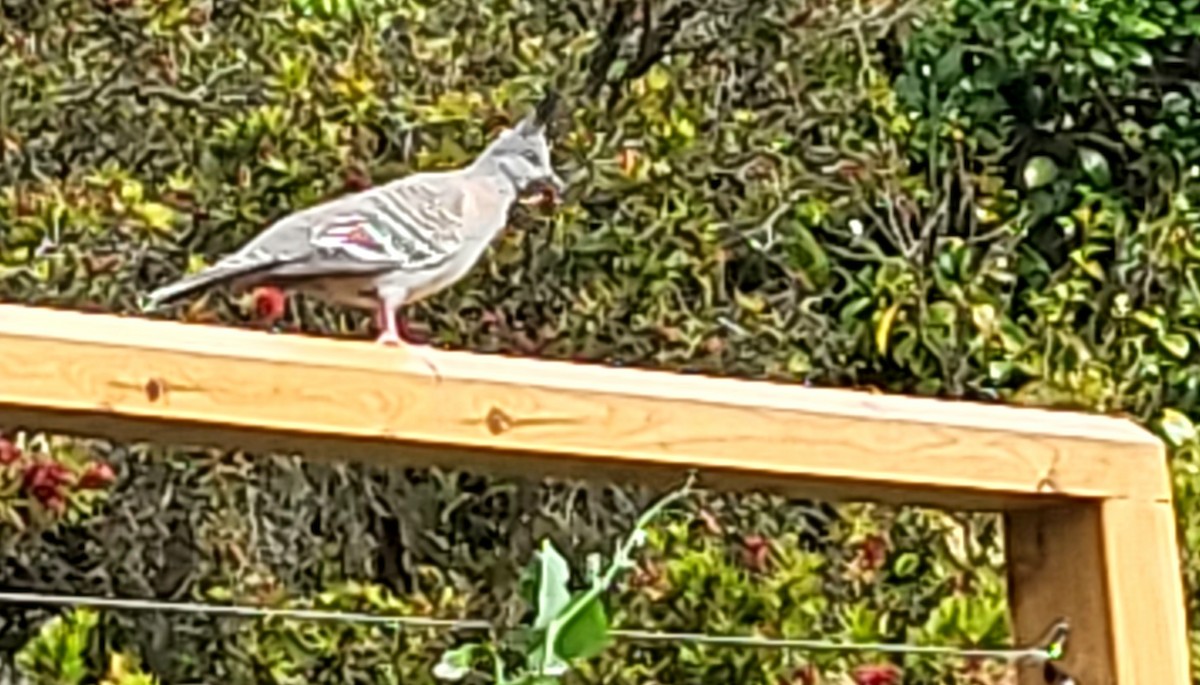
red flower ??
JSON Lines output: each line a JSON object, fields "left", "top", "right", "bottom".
{"left": 342, "top": 165, "right": 372, "bottom": 192}
{"left": 0, "top": 438, "right": 21, "bottom": 465}
{"left": 251, "top": 287, "right": 287, "bottom": 326}
{"left": 22, "top": 460, "right": 74, "bottom": 512}
{"left": 78, "top": 461, "right": 116, "bottom": 490}
{"left": 858, "top": 534, "right": 888, "bottom": 571}
{"left": 852, "top": 663, "right": 901, "bottom": 685}
{"left": 741, "top": 534, "right": 771, "bottom": 572}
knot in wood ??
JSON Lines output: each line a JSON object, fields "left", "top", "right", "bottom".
{"left": 144, "top": 377, "right": 165, "bottom": 403}
{"left": 485, "top": 407, "right": 514, "bottom": 435}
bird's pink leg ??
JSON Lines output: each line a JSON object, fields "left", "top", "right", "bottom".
{"left": 372, "top": 308, "right": 423, "bottom": 344}
{"left": 376, "top": 299, "right": 441, "bottom": 382}
{"left": 375, "top": 300, "right": 403, "bottom": 345}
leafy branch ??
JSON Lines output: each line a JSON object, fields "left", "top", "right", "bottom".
{"left": 433, "top": 473, "right": 697, "bottom": 684}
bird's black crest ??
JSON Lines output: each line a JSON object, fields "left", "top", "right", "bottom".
{"left": 534, "top": 89, "right": 560, "bottom": 126}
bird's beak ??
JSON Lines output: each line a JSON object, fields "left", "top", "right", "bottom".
{"left": 544, "top": 171, "right": 566, "bottom": 196}
{"left": 521, "top": 172, "right": 566, "bottom": 208}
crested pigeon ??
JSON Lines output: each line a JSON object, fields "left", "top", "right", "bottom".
{"left": 145, "top": 92, "right": 564, "bottom": 374}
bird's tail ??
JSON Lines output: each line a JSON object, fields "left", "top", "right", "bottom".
{"left": 143, "top": 261, "right": 274, "bottom": 310}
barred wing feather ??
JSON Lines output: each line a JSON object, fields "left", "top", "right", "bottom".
{"left": 214, "top": 176, "right": 469, "bottom": 282}
{"left": 305, "top": 178, "right": 466, "bottom": 271}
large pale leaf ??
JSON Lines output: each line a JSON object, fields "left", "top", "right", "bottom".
{"left": 532, "top": 540, "right": 572, "bottom": 630}
{"left": 1078, "top": 147, "right": 1111, "bottom": 187}
{"left": 1022, "top": 156, "right": 1059, "bottom": 190}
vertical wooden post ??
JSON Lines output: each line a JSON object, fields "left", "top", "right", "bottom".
{"left": 1098, "top": 499, "right": 1190, "bottom": 684}
{"left": 1007, "top": 500, "right": 1190, "bottom": 685}
{"left": 1007, "top": 504, "right": 1114, "bottom": 684}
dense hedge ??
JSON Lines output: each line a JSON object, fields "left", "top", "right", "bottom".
{"left": 0, "top": 0, "right": 1198, "bottom": 682}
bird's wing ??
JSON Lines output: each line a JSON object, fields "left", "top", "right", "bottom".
{"left": 229, "top": 173, "right": 470, "bottom": 281}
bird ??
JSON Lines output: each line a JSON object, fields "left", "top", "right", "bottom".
{"left": 144, "top": 92, "right": 565, "bottom": 377}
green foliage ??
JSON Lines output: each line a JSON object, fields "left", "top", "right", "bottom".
{"left": 433, "top": 477, "right": 692, "bottom": 684}
{"left": 219, "top": 581, "right": 466, "bottom": 685}
{"left": 100, "top": 653, "right": 160, "bottom": 685}
{"left": 16, "top": 609, "right": 98, "bottom": 685}
{"left": 1, "top": 0, "right": 1200, "bottom": 681}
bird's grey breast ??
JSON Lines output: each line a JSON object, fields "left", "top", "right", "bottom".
{"left": 399, "top": 176, "right": 517, "bottom": 303}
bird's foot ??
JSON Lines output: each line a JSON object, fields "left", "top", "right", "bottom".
{"left": 376, "top": 331, "right": 403, "bottom": 346}
{"left": 375, "top": 332, "right": 442, "bottom": 383}
{"left": 372, "top": 312, "right": 427, "bottom": 344}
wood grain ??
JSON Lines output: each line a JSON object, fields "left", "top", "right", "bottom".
{"left": 0, "top": 303, "right": 1189, "bottom": 682}
{"left": 1100, "top": 499, "right": 1191, "bottom": 684}
{"left": 0, "top": 304, "right": 1169, "bottom": 507}
{"left": 1007, "top": 497, "right": 1191, "bottom": 685}
{"left": 1007, "top": 504, "right": 1113, "bottom": 684}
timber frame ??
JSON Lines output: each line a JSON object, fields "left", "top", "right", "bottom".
{"left": 0, "top": 303, "right": 1189, "bottom": 684}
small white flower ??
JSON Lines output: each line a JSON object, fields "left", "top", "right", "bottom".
{"left": 629, "top": 529, "right": 648, "bottom": 549}
{"left": 1190, "top": 165, "right": 1199, "bottom": 178}
{"left": 1112, "top": 293, "right": 1131, "bottom": 318}
{"left": 849, "top": 218, "right": 864, "bottom": 237}
{"left": 921, "top": 64, "right": 932, "bottom": 78}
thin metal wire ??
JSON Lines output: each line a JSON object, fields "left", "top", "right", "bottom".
{"left": 609, "top": 629, "right": 1049, "bottom": 663}
{"left": 0, "top": 591, "right": 1052, "bottom": 664}
{"left": 0, "top": 592, "right": 491, "bottom": 631}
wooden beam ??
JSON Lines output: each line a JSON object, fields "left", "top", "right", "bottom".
{"left": 0, "top": 303, "right": 1189, "bottom": 682}
{"left": 1099, "top": 498, "right": 1190, "bottom": 684}
{"left": 1007, "top": 504, "right": 1113, "bottom": 684}
{"left": 1007, "top": 497, "right": 1190, "bottom": 685}
{"left": 0, "top": 304, "right": 1170, "bottom": 509}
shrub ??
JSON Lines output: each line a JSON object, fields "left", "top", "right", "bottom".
{"left": 1, "top": 0, "right": 1198, "bottom": 681}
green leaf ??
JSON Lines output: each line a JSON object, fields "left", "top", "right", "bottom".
{"left": 1022, "top": 156, "right": 1058, "bottom": 190}
{"left": 927, "top": 301, "right": 958, "bottom": 326}
{"left": 433, "top": 644, "right": 480, "bottom": 681}
{"left": 556, "top": 594, "right": 611, "bottom": 661}
{"left": 102, "top": 652, "right": 160, "bottom": 685}
{"left": 1133, "top": 310, "right": 1165, "bottom": 333}
{"left": 645, "top": 64, "right": 671, "bottom": 91}
{"left": 1128, "top": 17, "right": 1165, "bottom": 39}
{"left": 1160, "top": 332, "right": 1191, "bottom": 359}
{"left": 1160, "top": 409, "right": 1197, "bottom": 447}
{"left": 674, "top": 116, "right": 696, "bottom": 140}
{"left": 1077, "top": 147, "right": 1111, "bottom": 187}
{"left": 17, "top": 609, "right": 98, "bottom": 685}
{"left": 134, "top": 202, "right": 177, "bottom": 232}
{"left": 875, "top": 301, "right": 902, "bottom": 355}
{"left": 933, "top": 44, "right": 965, "bottom": 83}
{"left": 1088, "top": 48, "right": 1117, "bottom": 71}
{"left": 532, "top": 540, "right": 572, "bottom": 630}
{"left": 893, "top": 552, "right": 920, "bottom": 578}
{"left": 1127, "top": 44, "right": 1154, "bottom": 67}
